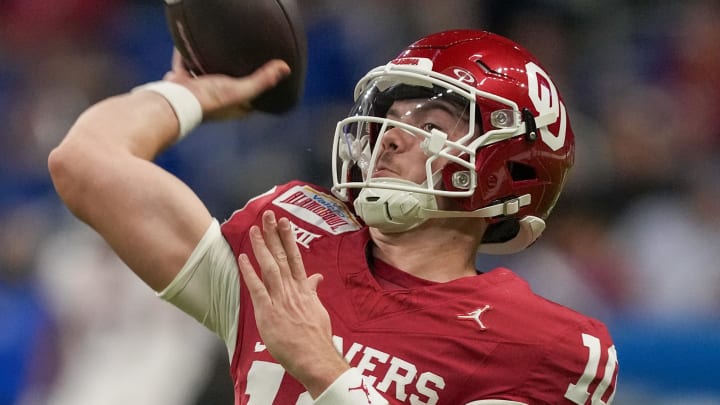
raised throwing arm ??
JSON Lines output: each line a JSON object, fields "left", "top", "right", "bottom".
{"left": 48, "top": 51, "right": 290, "bottom": 291}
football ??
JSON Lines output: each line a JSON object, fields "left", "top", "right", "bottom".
{"left": 164, "top": 0, "right": 307, "bottom": 114}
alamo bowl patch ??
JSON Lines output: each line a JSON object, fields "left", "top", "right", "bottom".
{"left": 272, "top": 185, "right": 361, "bottom": 235}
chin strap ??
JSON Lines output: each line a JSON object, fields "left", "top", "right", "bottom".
{"left": 416, "top": 194, "right": 532, "bottom": 219}
{"left": 353, "top": 179, "right": 541, "bottom": 253}
{"left": 478, "top": 215, "right": 545, "bottom": 254}
{"left": 353, "top": 180, "right": 437, "bottom": 233}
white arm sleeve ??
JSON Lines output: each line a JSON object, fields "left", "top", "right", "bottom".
{"left": 157, "top": 219, "right": 240, "bottom": 358}
{"left": 157, "top": 220, "right": 390, "bottom": 404}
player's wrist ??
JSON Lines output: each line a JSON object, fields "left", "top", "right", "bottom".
{"left": 313, "top": 367, "right": 388, "bottom": 405}
{"left": 287, "top": 351, "right": 350, "bottom": 399}
{"left": 132, "top": 81, "right": 203, "bottom": 142}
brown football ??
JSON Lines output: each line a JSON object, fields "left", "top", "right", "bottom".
{"left": 164, "top": 0, "right": 307, "bottom": 114}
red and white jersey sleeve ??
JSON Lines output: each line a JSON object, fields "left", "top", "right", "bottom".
{"left": 218, "top": 181, "right": 618, "bottom": 405}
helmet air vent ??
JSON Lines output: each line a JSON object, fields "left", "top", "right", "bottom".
{"left": 507, "top": 161, "right": 536, "bottom": 182}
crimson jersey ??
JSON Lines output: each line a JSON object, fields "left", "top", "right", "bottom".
{"left": 221, "top": 181, "right": 618, "bottom": 405}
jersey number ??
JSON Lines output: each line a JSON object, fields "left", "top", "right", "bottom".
{"left": 564, "top": 333, "right": 618, "bottom": 404}
{"left": 245, "top": 360, "right": 312, "bottom": 404}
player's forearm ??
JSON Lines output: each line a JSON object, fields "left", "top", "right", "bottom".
{"left": 49, "top": 91, "right": 180, "bottom": 207}
{"left": 56, "top": 91, "right": 180, "bottom": 160}
{"left": 48, "top": 90, "right": 212, "bottom": 290}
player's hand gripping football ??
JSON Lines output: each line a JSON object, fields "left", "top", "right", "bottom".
{"left": 163, "top": 49, "right": 290, "bottom": 120}
{"left": 237, "top": 210, "right": 350, "bottom": 398}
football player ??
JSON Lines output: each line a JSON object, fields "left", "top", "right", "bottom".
{"left": 49, "top": 30, "right": 618, "bottom": 404}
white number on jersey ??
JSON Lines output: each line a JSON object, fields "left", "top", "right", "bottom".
{"left": 564, "top": 333, "right": 618, "bottom": 404}
{"left": 245, "top": 360, "right": 312, "bottom": 404}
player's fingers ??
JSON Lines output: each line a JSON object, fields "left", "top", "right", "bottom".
{"left": 261, "top": 211, "right": 293, "bottom": 279}
{"left": 181, "top": 60, "right": 289, "bottom": 121}
{"left": 171, "top": 48, "right": 183, "bottom": 70}
{"left": 237, "top": 253, "right": 271, "bottom": 305}
{"left": 167, "top": 49, "right": 192, "bottom": 79}
{"left": 307, "top": 273, "right": 324, "bottom": 295}
{"left": 277, "top": 216, "right": 308, "bottom": 282}
{"left": 220, "top": 59, "right": 290, "bottom": 106}
{"left": 218, "top": 59, "right": 289, "bottom": 114}
{"left": 248, "top": 224, "right": 284, "bottom": 296}
{"left": 241, "top": 59, "right": 291, "bottom": 99}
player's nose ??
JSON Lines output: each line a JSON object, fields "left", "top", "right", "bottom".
{"left": 379, "top": 125, "right": 416, "bottom": 153}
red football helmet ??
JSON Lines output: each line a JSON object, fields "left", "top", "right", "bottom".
{"left": 331, "top": 30, "right": 574, "bottom": 254}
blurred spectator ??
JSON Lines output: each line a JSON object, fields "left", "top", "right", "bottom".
{"left": 611, "top": 158, "right": 720, "bottom": 321}
{"left": 0, "top": 0, "right": 120, "bottom": 52}
{"left": 667, "top": 0, "right": 720, "bottom": 158}
{"left": 34, "top": 215, "right": 221, "bottom": 405}
{"left": 0, "top": 0, "right": 136, "bottom": 212}
{"left": 0, "top": 202, "right": 58, "bottom": 405}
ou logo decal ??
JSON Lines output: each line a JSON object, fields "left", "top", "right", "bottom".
{"left": 453, "top": 68, "right": 476, "bottom": 84}
{"left": 525, "top": 62, "right": 568, "bottom": 151}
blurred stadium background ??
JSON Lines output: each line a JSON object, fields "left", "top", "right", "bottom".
{"left": 1, "top": 0, "right": 719, "bottom": 404}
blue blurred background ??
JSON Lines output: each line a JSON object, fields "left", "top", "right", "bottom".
{"left": 1, "top": 1, "right": 719, "bottom": 404}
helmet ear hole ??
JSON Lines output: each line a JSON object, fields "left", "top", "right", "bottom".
{"left": 508, "top": 161, "right": 537, "bottom": 181}
{"left": 481, "top": 218, "right": 520, "bottom": 243}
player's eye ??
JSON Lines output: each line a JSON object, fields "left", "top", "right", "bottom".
{"left": 421, "top": 123, "right": 441, "bottom": 132}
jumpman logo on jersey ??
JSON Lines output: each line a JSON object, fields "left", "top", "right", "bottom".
{"left": 457, "top": 304, "right": 491, "bottom": 330}
{"left": 348, "top": 381, "right": 371, "bottom": 404}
